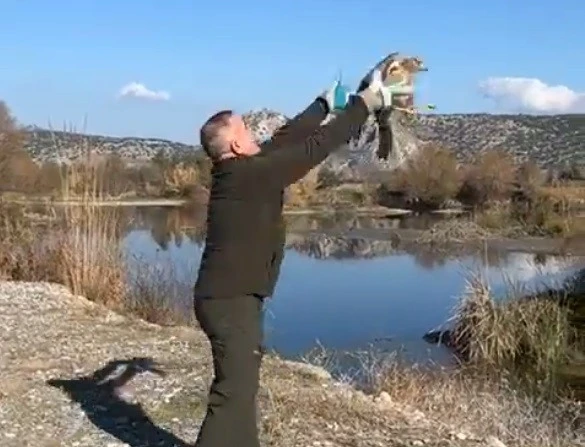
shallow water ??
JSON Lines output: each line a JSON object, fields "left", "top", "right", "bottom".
{"left": 122, "top": 206, "right": 584, "bottom": 365}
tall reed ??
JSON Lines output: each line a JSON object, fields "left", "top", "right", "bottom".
{"left": 56, "top": 136, "right": 127, "bottom": 306}
{"left": 450, "top": 274, "right": 576, "bottom": 393}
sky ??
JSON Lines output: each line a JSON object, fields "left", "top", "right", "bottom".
{"left": 1, "top": 0, "right": 584, "bottom": 144}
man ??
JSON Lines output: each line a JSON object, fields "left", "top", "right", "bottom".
{"left": 193, "top": 53, "right": 398, "bottom": 447}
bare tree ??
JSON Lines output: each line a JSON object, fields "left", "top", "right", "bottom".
{"left": 0, "top": 100, "right": 34, "bottom": 192}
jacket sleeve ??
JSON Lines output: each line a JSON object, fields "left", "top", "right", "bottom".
{"left": 260, "top": 98, "right": 329, "bottom": 153}
{"left": 251, "top": 95, "right": 369, "bottom": 188}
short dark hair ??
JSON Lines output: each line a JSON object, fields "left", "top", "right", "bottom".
{"left": 199, "top": 110, "right": 234, "bottom": 159}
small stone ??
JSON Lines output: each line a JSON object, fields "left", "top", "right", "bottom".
{"left": 449, "top": 431, "right": 469, "bottom": 440}
{"left": 486, "top": 436, "right": 508, "bottom": 447}
{"left": 376, "top": 391, "right": 392, "bottom": 402}
{"left": 373, "top": 391, "right": 394, "bottom": 409}
{"left": 412, "top": 440, "right": 425, "bottom": 446}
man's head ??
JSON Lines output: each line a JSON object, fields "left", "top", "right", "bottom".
{"left": 200, "top": 110, "right": 261, "bottom": 161}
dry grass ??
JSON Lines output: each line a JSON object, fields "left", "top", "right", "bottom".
{"left": 370, "top": 360, "right": 582, "bottom": 447}
{"left": 55, "top": 156, "right": 127, "bottom": 306}
{"left": 449, "top": 275, "right": 576, "bottom": 389}
{"left": 295, "top": 267, "right": 585, "bottom": 446}
{"left": 389, "top": 144, "right": 462, "bottom": 208}
{"left": 296, "top": 270, "right": 584, "bottom": 447}
{"left": 299, "top": 344, "right": 583, "bottom": 447}
{"left": 421, "top": 191, "right": 585, "bottom": 240}
{"left": 163, "top": 162, "right": 201, "bottom": 197}
{"left": 541, "top": 184, "right": 585, "bottom": 206}
{"left": 0, "top": 146, "right": 186, "bottom": 323}
{"left": 460, "top": 150, "right": 517, "bottom": 206}
{"left": 124, "top": 257, "right": 195, "bottom": 325}
{"left": 416, "top": 218, "right": 496, "bottom": 244}
{"left": 0, "top": 203, "right": 61, "bottom": 282}
{"left": 284, "top": 166, "right": 320, "bottom": 208}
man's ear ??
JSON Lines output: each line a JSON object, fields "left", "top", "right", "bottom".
{"left": 230, "top": 139, "right": 245, "bottom": 156}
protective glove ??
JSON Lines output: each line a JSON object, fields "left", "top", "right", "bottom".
{"left": 320, "top": 79, "right": 350, "bottom": 113}
{"left": 356, "top": 52, "right": 406, "bottom": 113}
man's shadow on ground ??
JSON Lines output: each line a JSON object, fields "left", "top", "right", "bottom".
{"left": 47, "top": 357, "right": 190, "bottom": 447}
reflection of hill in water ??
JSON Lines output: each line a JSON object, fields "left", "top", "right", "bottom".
{"left": 124, "top": 207, "right": 447, "bottom": 252}
{"left": 284, "top": 213, "right": 445, "bottom": 234}
{"left": 128, "top": 205, "right": 207, "bottom": 250}
{"left": 120, "top": 208, "right": 584, "bottom": 282}
{"left": 285, "top": 233, "right": 585, "bottom": 282}
{"left": 285, "top": 232, "right": 511, "bottom": 269}
{"left": 285, "top": 233, "right": 397, "bottom": 260}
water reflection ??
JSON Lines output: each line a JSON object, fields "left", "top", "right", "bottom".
{"left": 286, "top": 233, "right": 396, "bottom": 259}
{"left": 124, "top": 206, "right": 583, "bottom": 284}
{"left": 127, "top": 206, "right": 450, "bottom": 253}
{"left": 283, "top": 212, "right": 445, "bottom": 234}
{"left": 120, "top": 206, "right": 584, "bottom": 364}
{"left": 130, "top": 205, "right": 207, "bottom": 249}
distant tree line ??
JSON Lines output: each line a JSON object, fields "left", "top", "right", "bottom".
{"left": 0, "top": 100, "right": 212, "bottom": 200}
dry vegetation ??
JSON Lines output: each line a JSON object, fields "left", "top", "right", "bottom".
{"left": 378, "top": 144, "right": 585, "bottom": 240}
{"left": 388, "top": 144, "right": 463, "bottom": 208}
{"left": 450, "top": 276, "right": 577, "bottom": 387}
{"left": 0, "top": 170, "right": 194, "bottom": 326}
{"left": 0, "top": 101, "right": 212, "bottom": 201}
{"left": 368, "top": 361, "right": 582, "bottom": 447}
{"left": 284, "top": 166, "right": 321, "bottom": 208}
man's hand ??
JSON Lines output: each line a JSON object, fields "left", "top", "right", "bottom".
{"left": 355, "top": 51, "right": 403, "bottom": 113}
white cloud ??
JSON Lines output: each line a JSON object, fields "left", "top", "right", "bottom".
{"left": 479, "top": 77, "right": 585, "bottom": 113}
{"left": 117, "top": 82, "right": 170, "bottom": 101}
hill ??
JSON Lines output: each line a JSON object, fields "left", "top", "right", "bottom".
{"left": 23, "top": 127, "right": 197, "bottom": 165}
{"left": 22, "top": 112, "right": 585, "bottom": 179}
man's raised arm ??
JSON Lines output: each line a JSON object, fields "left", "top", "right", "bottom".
{"left": 260, "top": 97, "right": 330, "bottom": 152}
{"left": 251, "top": 50, "right": 404, "bottom": 188}
{"left": 251, "top": 94, "right": 370, "bottom": 188}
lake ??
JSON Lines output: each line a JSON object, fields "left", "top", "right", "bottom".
{"left": 122, "top": 206, "right": 584, "bottom": 366}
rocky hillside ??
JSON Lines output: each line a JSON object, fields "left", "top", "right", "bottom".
{"left": 323, "top": 112, "right": 585, "bottom": 181}
{"left": 22, "top": 111, "right": 585, "bottom": 180}
{"left": 24, "top": 127, "right": 196, "bottom": 165}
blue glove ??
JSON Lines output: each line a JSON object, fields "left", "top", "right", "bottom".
{"left": 321, "top": 78, "right": 350, "bottom": 112}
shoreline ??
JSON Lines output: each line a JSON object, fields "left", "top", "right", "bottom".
{"left": 2, "top": 196, "right": 422, "bottom": 216}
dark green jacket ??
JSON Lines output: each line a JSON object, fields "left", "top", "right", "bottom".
{"left": 194, "top": 95, "right": 369, "bottom": 299}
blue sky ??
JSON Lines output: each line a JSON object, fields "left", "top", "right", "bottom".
{"left": 1, "top": 0, "right": 583, "bottom": 143}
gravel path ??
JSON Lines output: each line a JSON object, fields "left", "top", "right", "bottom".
{"left": 0, "top": 281, "right": 502, "bottom": 447}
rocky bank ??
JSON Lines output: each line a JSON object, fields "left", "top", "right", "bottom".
{"left": 0, "top": 281, "right": 539, "bottom": 446}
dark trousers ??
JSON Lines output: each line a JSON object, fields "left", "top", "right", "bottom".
{"left": 193, "top": 294, "right": 265, "bottom": 447}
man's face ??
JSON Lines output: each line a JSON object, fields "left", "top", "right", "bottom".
{"left": 226, "top": 114, "right": 260, "bottom": 157}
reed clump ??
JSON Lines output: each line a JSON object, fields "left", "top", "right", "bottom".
{"left": 450, "top": 275, "right": 577, "bottom": 394}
